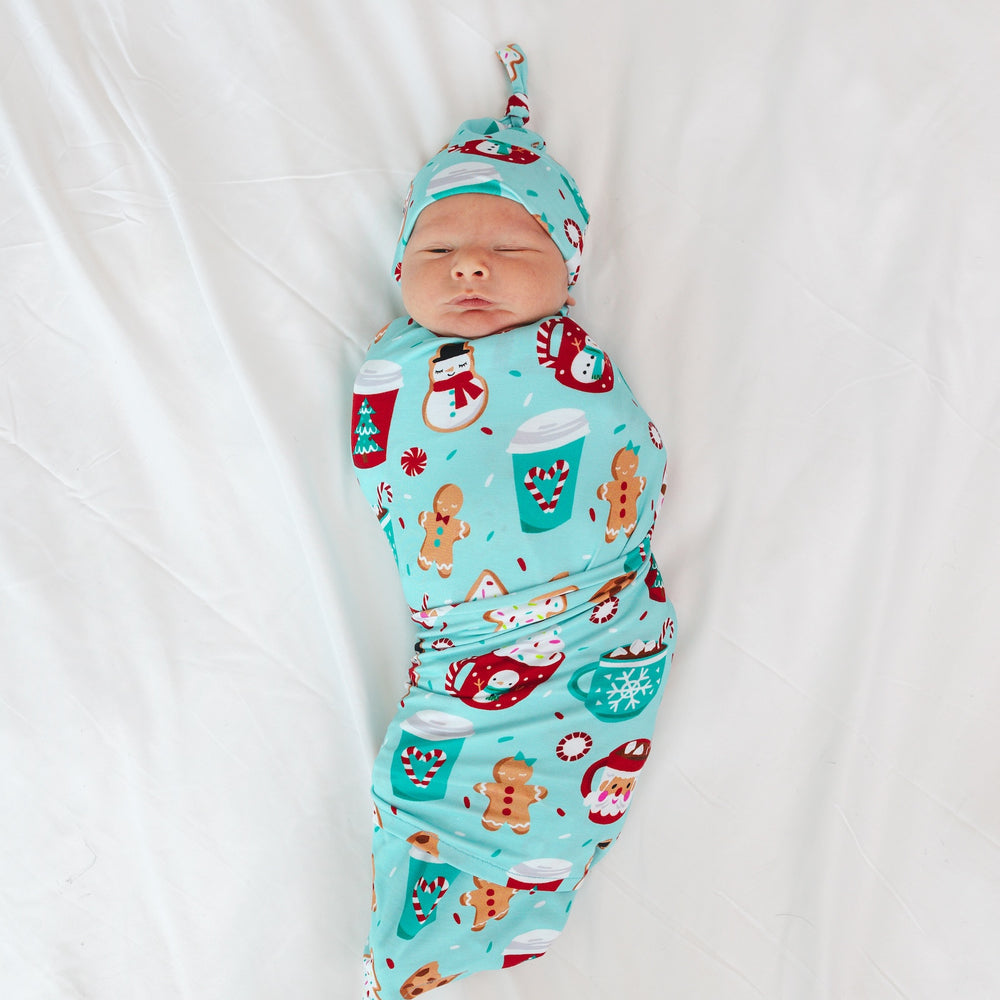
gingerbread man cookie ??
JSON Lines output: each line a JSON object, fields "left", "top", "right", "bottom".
{"left": 597, "top": 445, "right": 646, "bottom": 542}
{"left": 473, "top": 754, "right": 547, "bottom": 834}
{"left": 417, "top": 484, "right": 470, "bottom": 578}
{"left": 399, "top": 961, "right": 462, "bottom": 998}
{"left": 459, "top": 876, "right": 519, "bottom": 931}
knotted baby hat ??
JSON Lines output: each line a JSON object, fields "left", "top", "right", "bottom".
{"left": 393, "top": 43, "right": 590, "bottom": 287}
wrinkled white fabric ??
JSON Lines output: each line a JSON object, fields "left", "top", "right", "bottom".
{"left": 2, "top": 2, "right": 999, "bottom": 998}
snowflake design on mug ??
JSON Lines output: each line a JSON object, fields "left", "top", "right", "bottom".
{"left": 607, "top": 666, "right": 654, "bottom": 714}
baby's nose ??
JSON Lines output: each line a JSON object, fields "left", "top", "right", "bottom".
{"left": 451, "top": 250, "right": 489, "bottom": 279}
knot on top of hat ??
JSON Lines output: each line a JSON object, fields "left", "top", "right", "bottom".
{"left": 497, "top": 43, "right": 530, "bottom": 128}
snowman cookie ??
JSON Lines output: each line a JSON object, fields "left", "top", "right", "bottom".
{"left": 422, "top": 341, "right": 488, "bottom": 432}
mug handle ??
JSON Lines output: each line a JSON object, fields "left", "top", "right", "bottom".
{"left": 568, "top": 662, "right": 598, "bottom": 702}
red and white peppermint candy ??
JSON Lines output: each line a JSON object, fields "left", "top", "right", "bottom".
{"left": 524, "top": 460, "right": 570, "bottom": 512}
{"left": 564, "top": 218, "right": 584, "bottom": 251}
{"left": 589, "top": 596, "right": 619, "bottom": 624}
{"left": 400, "top": 446, "right": 427, "bottom": 476}
{"left": 412, "top": 875, "right": 450, "bottom": 923}
{"left": 556, "top": 731, "right": 593, "bottom": 762}
{"left": 400, "top": 746, "right": 447, "bottom": 787}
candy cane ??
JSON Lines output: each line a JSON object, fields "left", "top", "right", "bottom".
{"left": 400, "top": 746, "right": 447, "bottom": 787}
{"left": 536, "top": 319, "right": 558, "bottom": 369}
{"left": 523, "top": 461, "right": 570, "bottom": 512}
{"left": 411, "top": 875, "right": 450, "bottom": 923}
{"left": 444, "top": 659, "right": 463, "bottom": 697}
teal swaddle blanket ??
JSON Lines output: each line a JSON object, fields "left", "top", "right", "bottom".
{"left": 353, "top": 313, "right": 675, "bottom": 997}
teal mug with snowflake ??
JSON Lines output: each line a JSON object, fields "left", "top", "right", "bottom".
{"left": 568, "top": 639, "right": 669, "bottom": 722}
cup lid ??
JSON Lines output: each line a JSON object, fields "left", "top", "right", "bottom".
{"left": 505, "top": 929, "right": 561, "bottom": 953}
{"left": 354, "top": 359, "right": 403, "bottom": 393}
{"left": 401, "top": 709, "right": 474, "bottom": 740}
{"left": 507, "top": 858, "right": 572, "bottom": 879}
{"left": 507, "top": 408, "right": 589, "bottom": 454}
{"left": 408, "top": 847, "right": 438, "bottom": 863}
{"left": 426, "top": 162, "right": 503, "bottom": 197}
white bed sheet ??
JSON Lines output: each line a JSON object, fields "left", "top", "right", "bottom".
{"left": 3, "top": 2, "right": 999, "bottom": 997}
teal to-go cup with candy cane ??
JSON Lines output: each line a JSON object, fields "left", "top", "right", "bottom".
{"left": 507, "top": 409, "right": 590, "bottom": 533}
{"left": 390, "top": 710, "right": 475, "bottom": 801}
{"left": 396, "top": 842, "right": 461, "bottom": 940}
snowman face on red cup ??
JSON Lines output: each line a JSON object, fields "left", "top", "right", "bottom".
{"left": 444, "top": 631, "right": 565, "bottom": 711}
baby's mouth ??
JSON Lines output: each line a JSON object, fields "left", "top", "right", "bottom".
{"left": 450, "top": 295, "right": 494, "bottom": 308}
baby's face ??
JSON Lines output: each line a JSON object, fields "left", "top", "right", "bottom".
{"left": 400, "top": 193, "right": 572, "bottom": 339}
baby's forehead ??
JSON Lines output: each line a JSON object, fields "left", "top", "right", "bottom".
{"left": 412, "top": 193, "right": 547, "bottom": 236}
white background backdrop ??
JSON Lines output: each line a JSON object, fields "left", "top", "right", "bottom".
{"left": 3, "top": 1, "right": 998, "bottom": 997}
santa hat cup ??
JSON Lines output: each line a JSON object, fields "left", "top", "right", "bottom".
{"left": 580, "top": 738, "right": 652, "bottom": 825}
{"left": 394, "top": 43, "right": 590, "bottom": 288}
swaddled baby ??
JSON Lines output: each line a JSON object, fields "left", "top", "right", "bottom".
{"left": 353, "top": 44, "right": 676, "bottom": 998}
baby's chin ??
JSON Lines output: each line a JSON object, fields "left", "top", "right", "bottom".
{"left": 419, "top": 308, "right": 560, "bottom": 340}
